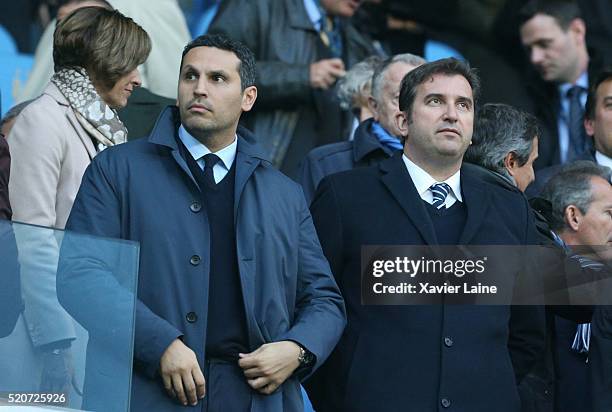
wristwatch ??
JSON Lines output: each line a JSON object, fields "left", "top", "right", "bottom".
{"left": 297, "top": 345, "right": 315, "bottom": 368}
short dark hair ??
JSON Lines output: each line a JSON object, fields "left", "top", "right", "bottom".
{"left": 518, "top": 0, "right": 581, "bottom": 30}
{"left": 53, "top": 7, "right": 151, "bottom": 90}
{"left": 181, "top": 34, "right": 256, "bottom": 91}
{"left": 465, "top": 103, "right": 540, "bottom": 179}
{"left": 398, "top": 58, "right": 480, "bottom": 120}
{"left": 585, "top": 68, "right": 612, "bottom": 120}
{"left": 541, "top": 161, "right": 612, "bottom": 231}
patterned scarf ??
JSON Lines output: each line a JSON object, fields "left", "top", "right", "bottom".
{"left": 51, "top": 68, "right": 127, "bottom": 148}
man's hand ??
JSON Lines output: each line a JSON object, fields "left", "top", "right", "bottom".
{"left": 310, "top": 58, "right": 346, "bottom": 90}
{"left": 159, "top": 339, "right": 206, "bottom": 406}
{"left": 238, "top": 341, "right": 301, "bottom": 395}
{"left": 40, "top": 347, "right": 73, "bottom": 402}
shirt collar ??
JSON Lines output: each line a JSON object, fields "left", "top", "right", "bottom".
{"left": 303, "top": 0, "right": 323, "bottom": 30}
{"left": 178, "top": 124, "right": 237, "bottom": 170}
{"left": 596, "top": 150, "right": 612, "bottom": 172}
{"left": 559, "top": 71, "right": 589, "bottom": 97}
{"left": 402, "top": 154, "right": 463, "bottom": 202}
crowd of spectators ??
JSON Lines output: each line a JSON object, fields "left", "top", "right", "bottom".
{"left": 1, "top": 0, "right": 612, "bottom": 411}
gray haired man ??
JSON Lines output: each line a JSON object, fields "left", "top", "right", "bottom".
{"left": 300, "top": 53, "right": 425, "bottom": 203}
{"left": 465, "top": 103, "right": 540, "bottom": 192}
{"left": 542, "top": 161, "right": 612, "bottom": 412}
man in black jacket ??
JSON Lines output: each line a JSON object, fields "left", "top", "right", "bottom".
{"left": 541, "top": 163, "right": 612, "bottom": 412}
{"left": 519, "top": 0, "right": 594, "bottom": 168}
{"left": 466, "top": 103, "right": 600, "bottom": 412}
{"left": 528, "top": 69, "right": 612, "bottom": 196}
{"left": 306, "top": 58, "right": 545, "bottom": 412}
{"left": 208, "top": 0, "right": 378, "bottom": 178}
{"left": 299, "top": 53, "right": 424, "bottom": 203}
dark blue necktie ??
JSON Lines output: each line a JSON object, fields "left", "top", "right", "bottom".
{"left": 430, "top": 183, "right": 451, "bottom": 210}
{"left": 202, "top": 153, "right": 220, "bottom": 187}
{"left": 566, "top": 85, "right": 588, "bottom": 162}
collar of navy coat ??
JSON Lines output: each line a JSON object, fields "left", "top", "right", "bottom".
{"left": 352, "top": 118, "right": 395, "bottom": 163}
{"left": 377, "top": 153, "right": 491, "bottom": 245}
{"left": 147, "top": 106, "right": 272, "bottom": 220}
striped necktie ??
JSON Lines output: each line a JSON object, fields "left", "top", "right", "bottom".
{"left": 430, "top": 183, "right": 451, "bottom": 210}
{"left": 569, "top": 254, "right": 604, "bottom": 355}
{"left": 566, "top": 85, "right": 588, "bottom": 162}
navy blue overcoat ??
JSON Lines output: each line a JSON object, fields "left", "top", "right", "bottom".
{"left": 59, "top": 107, "right": 346, "bottom": 412}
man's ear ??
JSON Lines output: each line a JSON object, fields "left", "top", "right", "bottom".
{"left": 568, "top": 18, "right": 586, "bottom": 44}
{"left": 584, "top": 116, "right": 595, "bottom": 137}
{"left": 564, "top": 204, "right": 582, "bottom": 231}
{"left": 241, "top": 86, "right": 258, "bottom": 112}
{"left": 503, "top": 152, "right": 519, "bottom": 177}
{"left": 395, "top": 111, "right": 409, "bottom": 138}
{"left": 367, "top": 96, "right": 379, "bottom": 121}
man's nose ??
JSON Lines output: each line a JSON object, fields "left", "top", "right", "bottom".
{"left": 132, "top": 69, "right": 142, "bottom": 87}
{"left": 531, "top": 47, "right": 545, "bottom": 66}
{"left": 443, "top": 103, "right": 459, "bottom": 122}
{"left": 194, "top": 78, "right": 208, "bottom": 97}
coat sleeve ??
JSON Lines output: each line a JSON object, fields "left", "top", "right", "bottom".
{"left": 309, "top": 177, "right": 345, "bottom": 283}
{"left": 8, "top": 104, "right": 76, "bottom": 347}
{"left": 208, "top": 0, "right": 312, "bottom": 106}
{"left": 590, "top": 306, "right": 612, "bottom": 411}
{"left": 508, "top": 196, "right": 546, "bottom": 384}
{"left": 298, "top": 152, "right": 323, "bottom": 206}
{"left": 9, "top": 103, "right": 63, "bottom": 228}
{"left": 0, "top": 137, "right": 11, "bottom": 220}
{"left": 59, "top": 153, "right": 183, "bottom": 378}
{"left": 278, "top": 182, "right": 346, "bottom": 377}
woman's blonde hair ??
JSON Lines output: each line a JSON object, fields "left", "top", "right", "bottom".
{"left": 53, "top": 7, "right": 151, "bottom": 90}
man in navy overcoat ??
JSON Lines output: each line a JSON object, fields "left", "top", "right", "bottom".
{"left": 305, "top": 58, "right": 545, "bottom": 412}
{"left": 59, "top": 34, "right": 345, "bottom": 412}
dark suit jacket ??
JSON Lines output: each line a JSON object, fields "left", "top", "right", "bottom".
{"left": 117, "top": 88, "right": 175, "bottom": 141}
{"left": 306, "top": 154, "right": 544, "bottom": 412}
{"left": 591, "top": 306, "right": 612, "bottom": 411}
{"left": 526, "top": 151, "right": 596, "bottom": 198}
{"left": 0, "top": 137, "right": 11, "bottom": 220}
{"left": 299, "top": 119, "right": 396, "bottom": 204}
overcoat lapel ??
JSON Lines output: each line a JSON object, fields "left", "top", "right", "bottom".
{"left": 379, "top": 155, "right": 438, "bottom": 245}
{"left": 458, "top": 168, "right": 490, "bottom": 244}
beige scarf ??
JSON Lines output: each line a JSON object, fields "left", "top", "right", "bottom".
{"left": 51, "top": 67, "right": 128, "bottom": 148}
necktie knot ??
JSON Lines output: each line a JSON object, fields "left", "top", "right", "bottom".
{"left": 203, "top": 153, "right": 221, "bottom": 168}
{"left": 202, "top": 153, "right": 221, "bottom": 187}
{"left": 430, "top": 183, "right": 451, "bottom": 210}
{"left": 566, "top": 85, "right": 584, "bottom": 100}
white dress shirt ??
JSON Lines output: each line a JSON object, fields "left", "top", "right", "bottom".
{"left": 402, "top": 154, "right": 462, "bottom": 208}
{"left": 178, "top": 125, "right": 237, "bottom": 183}
{"left": 595, "top": 150, "right": 612, "bottom": 173}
